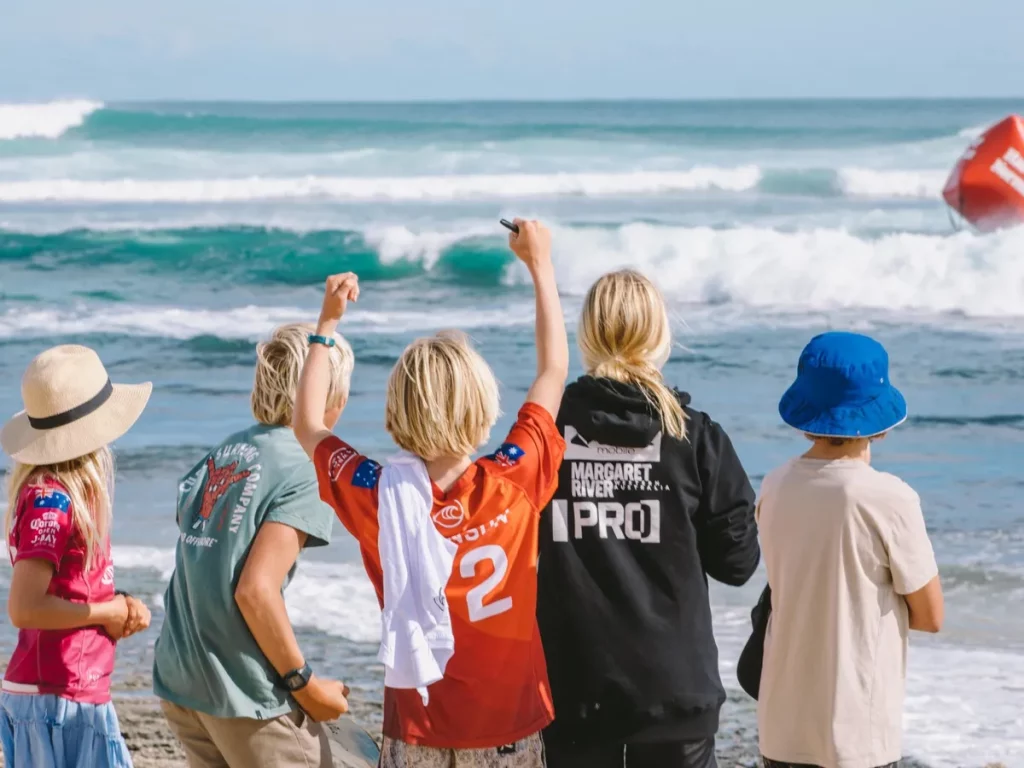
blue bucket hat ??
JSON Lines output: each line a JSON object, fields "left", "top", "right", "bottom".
{"left": 779, "top": 332, "right": 907, "bottom": 438}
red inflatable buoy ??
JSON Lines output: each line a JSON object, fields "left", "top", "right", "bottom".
{"left": 943, "top": 115, "right": 1024, "bottom": 232}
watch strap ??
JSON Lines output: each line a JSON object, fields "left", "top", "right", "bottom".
{"left": 308, "top": 334, "right": 336, "bottom": 348}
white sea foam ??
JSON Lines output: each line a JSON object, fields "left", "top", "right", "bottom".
{"left": 361, "top": 224, "right": 495, "bottom": 269}
{"left": 0, "top": 303, "right": 538, "bottom": 341}
{"left": 112, "top": 545, "right": 178, "bottom": 580}
{"left": 0, "top": 167, "right": 762, "bottom": 203}
{"left": 535, "top": 223, "right": 1024, "bottom": 316}
{"left": 0, "top": 100, "right": 103, "bottom": 141}
{"left": 958, "top": 123, "right": 990, "bottom": 140}
{"left": 107, "top": 545, "right": 382, "bottom": 643}
{"left": 837, "top": 167, "right": 948, "bottom": 199}
{"left": 0, "top": 160, "right": 968, "bottom": 203}
{"left": 284, "top": 561, "right": 385, "bottom": 644}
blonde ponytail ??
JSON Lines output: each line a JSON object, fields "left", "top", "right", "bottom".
{"left": 5, "top": 447, "right": 114, "bottom": 574}
{"left": 578, "top": 270, "right": 687, "bottom": 441}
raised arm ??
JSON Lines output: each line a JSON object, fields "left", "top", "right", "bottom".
{"left": 294, "top": 272, "right": 359, "bottom": 459}
{"left": 509, "top": 219, "right": 569, "bottom": 418}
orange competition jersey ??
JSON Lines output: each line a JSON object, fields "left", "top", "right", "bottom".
{"left": 314, "top": 403, "right": 566, "bottom": 748}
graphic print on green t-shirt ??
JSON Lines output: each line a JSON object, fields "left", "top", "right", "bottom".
{"left": 154, "top": 424, "right": 334, "bottom": 720}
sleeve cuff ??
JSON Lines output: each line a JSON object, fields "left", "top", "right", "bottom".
{"left": 263, "top": 511, "right": 332, "bottom": 548}
{"left": 313, "top": 434, "right": 341, "bottom": 472}
{"left": 896, "top": 563, "right": 939, "bottom": 596}
{"left": 518, "top": 402, "right": 564, "bottom": 448}
{"left": 12, "top": 549, "right": 61, "bottom": 568}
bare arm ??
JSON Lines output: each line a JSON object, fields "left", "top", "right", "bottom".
{"left": 294, "top": 272, "right": 359, "bottom": 459}
{"left": 294, "top": 340, "right": 337, "bottom": 459}
{"left": 8, "top": 558, "right": 127, "bottom": 638}
{"left": 510, "top": 220, "right": 569, "bottom": 418}
{"left": 904, "top": 574, "right": 944, "bottom": 633}
{"left": 235, "top": 522, "right": 349, "bottom": 720}
{"left": 235, "top": 522, "right": 309, "bottom": 674}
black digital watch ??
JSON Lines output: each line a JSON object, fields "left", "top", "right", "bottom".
{"left": 282, "top": 662, "right": 313, "bottom": 692}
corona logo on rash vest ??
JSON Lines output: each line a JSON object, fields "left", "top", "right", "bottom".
{"left": 943, "top": 115, "right": 1024, "bottom": 232}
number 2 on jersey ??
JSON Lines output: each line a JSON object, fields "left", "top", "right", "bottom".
{"left": 460, "top": 544, "right": 513, "bottom": 622}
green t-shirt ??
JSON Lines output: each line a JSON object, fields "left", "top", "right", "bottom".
{"left": 153, "top": 424, "right": 333, "bottom": 720}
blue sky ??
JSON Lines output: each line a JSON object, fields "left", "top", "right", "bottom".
{"left": 2, "top": 0, "right": 1021, "bottom": 101}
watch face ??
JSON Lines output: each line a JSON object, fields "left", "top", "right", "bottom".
{"left": 285, "top": 665, "right": 310, "bottom": 690}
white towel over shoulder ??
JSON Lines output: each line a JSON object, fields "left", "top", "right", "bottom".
{"left": 376, "top": 451, "right": 457, "bottom": 705}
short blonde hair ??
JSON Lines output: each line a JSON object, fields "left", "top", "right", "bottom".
{"left": 5, "top": 447, "right": 114, "bottom": 574}
{"left": 251, "top": 323, "right": 354, "bottom": 426}
{"left": 385, "top": 331, "right": 499, "bottom": 460}
{"left": 578, "top": 269, "right": 687, "bottom": 440}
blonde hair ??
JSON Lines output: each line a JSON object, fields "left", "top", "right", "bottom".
{"left": 4, "top": 447, "right": 114, "bottom": 574}
{"left": 385, "top": 331, "right": 500, "bottom": 460}
{"left": 252, "top": 322, "right": 354, "bottom": 426}
{"left": 578, "top": 269, "right": 687, "bottom": 440}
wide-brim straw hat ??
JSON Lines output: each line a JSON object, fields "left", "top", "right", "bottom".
{"left": 1, "top": 345, "right": 152, "bottom": 466}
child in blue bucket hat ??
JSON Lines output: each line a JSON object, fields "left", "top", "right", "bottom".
{"left": 753, "top": 332, "right": 944, "bottom": 768}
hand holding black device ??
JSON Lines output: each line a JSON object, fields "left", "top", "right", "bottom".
{"left": 500, "top": 218, "right": 520, "bottom": 234}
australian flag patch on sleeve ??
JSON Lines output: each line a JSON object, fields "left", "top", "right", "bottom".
{"left": 33, "top": 489, "right": 71, "bottom": 513}
{"left": 351, "top": 459, "right": 382, "bottom": 489}
{"left": 486, "top": 443, "right": 525, "bottom": 468}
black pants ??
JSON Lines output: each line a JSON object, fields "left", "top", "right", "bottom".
{"left": 545, "top": 737, "right": 717, "bottom": 768}
{"left": 762, "top": 759, "right": 899, "bottom": 768}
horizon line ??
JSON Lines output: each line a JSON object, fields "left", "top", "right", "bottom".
{"left": 5, "top": 95, "right": 1024, "bottom": 105}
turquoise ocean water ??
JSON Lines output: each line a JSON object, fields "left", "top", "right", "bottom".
{"left": 1, "top": 100, "right": 1024, "bottom": 765}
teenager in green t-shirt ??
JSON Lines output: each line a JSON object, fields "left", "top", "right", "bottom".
{"left": 154, "top": 323, "right": 354, "bottom": 768}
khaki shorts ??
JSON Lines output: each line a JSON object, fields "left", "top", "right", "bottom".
{"left": 160, "top": 699, "right": 333, "bottom": 768}
{"left": 380, "top": 732, "right": 545, "bottom": 768}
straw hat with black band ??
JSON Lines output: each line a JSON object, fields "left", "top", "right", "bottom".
{"left": 1, "top": 345, "right": 152, "bottom": 466}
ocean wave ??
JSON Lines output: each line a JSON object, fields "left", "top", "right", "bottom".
{"left": 0, "top": 166, "right": 954, "bottom": 203}
{"left": 958, "top": 123, "right": 990, "bottom": 139}
{"left": 0, "top": 168, "right": 763, "bottom": 203}
{"left": 0, "top": 225, "right": 511, "bottom": 285}
{"left": 911, "top": 414, "right": 1024, "bottom": 429}
{"left": 27, "top": 102, "right": 997, "bottom": 152}
{"left": 524, "top": 223, "right": 1024, "bottom": 316}
{"left": 6, "top": 223, "right": 1024, "bottom": 319}
{"left": 0, "top": 100, "right": 104, "bottom": 141}
{"left": 837, "top": 167, "right": 948, "bottom": 198}
{"left": 0, "top": 303, "right": 538, "bottom": 341}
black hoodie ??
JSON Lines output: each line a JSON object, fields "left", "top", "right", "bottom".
{"left": 537, "top": 376, "right": 759, "bottom": 745}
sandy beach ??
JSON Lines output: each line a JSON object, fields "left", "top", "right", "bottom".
{"left": 0, "top": 641, "right": 1011, "bottom": 767}
{"left": 1, "top": 642, "right": 770, "bottom": 768}
{"left": 0, "top": 686, "right": 765, "bottom": 768}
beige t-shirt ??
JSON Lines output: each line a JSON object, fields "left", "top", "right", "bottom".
{"left": 756, "top": 458, "right": 938, "bottom": 768}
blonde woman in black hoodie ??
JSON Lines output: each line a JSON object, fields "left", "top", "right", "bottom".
{"left": 538, "top": 270, "right": 760, "bottom": 768}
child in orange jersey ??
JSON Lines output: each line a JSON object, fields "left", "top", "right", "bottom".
{"left": 294, "top": 219, "right": 568, "bottom": 767}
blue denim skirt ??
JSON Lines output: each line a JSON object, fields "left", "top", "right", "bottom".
{"left": 0, "top": 693, "right": 132, "bottom": 768}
